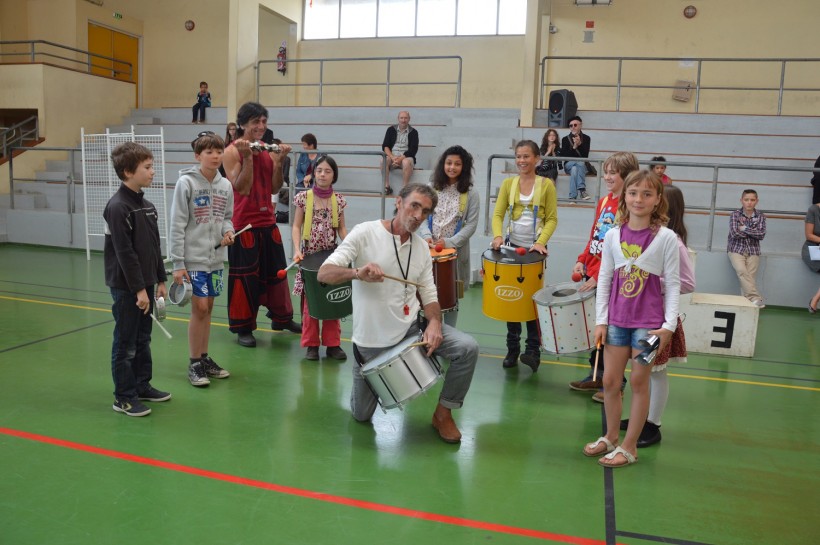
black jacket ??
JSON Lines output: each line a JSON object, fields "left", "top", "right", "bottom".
{"left": 561, "top": 132, "right": 591, "bottom": 160}
{"left": 382, "top": 125, "right": 419, "bottom": 161}
{"left": 104, "top": 184, "right": 167, "bottom": 293}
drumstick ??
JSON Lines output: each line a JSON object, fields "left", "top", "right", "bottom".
{"left": 499, "top": 244, "right": 527, "bottom": 256}
{"left": 592, "top": 341, "right": 601, "bottom": 381}
{"left": 408, "top": 341, "right": 429, "bottom": 348}
{"left": 214, "top": 223, "right": 252, "bottom": 249}
{"left": 276, "top": 256, "right": 302, "bottom": 279}
{"left": 381, "top": 274, "right": 424, "bottom": 288}
{"left": 150, "top": 314, "right": 173, "bottom": 339}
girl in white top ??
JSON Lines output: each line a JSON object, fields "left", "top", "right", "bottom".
{"left": 583, "top": 170, "right": 680, "bottom": 468}
{"left": 418, "top": 145, "right": 481, "bottom": 327}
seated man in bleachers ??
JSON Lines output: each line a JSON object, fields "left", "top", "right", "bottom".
{"left": 381, "top": 110, "right": 418, "bottom": 195}
{"left": 561, "top": 115, "right": 592, "bottom": 201}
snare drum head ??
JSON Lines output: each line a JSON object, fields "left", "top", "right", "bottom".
{"left": 482, "top": 247, "right": 546, "bottom": 265}
{"left": 533, "top": 282, "right": 596, "bottom": 306}
{"left": 300, "top": 249, "right": 335, "bottom": 273}
{"left": 430, "top": 247, "right": 457, "bottom": 261}
{"left": 361, "top": 336, "right": 419, "bottom": 373}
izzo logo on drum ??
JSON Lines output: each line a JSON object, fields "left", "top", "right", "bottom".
{"left": 326, "top": 286, "right": 352, "bottom": 303}
{"left": 495, "top": 285, "right": 523, "bottom": 301}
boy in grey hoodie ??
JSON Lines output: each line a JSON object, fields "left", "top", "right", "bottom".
{"left": 170, "top": 131, "right": 236, "bottom": 386}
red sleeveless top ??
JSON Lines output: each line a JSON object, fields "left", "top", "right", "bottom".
{"left": 230, "top": 142, "right": 276, "bottom": 228}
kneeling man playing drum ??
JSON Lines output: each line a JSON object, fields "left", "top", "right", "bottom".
{"left": 317, "top": 183, "right": 479, "bottom": 443}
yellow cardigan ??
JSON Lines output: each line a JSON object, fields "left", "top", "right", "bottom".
{"left": 491, "top": 176, "right": 558, "bottom": 246}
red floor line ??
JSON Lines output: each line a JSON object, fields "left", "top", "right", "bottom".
{"left": 2, "top": 426, "right": 615, "bottom": 545}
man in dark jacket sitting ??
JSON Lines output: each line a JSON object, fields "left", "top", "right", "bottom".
{"left": 381, "top": 110, "right": 418, "bottom": 195}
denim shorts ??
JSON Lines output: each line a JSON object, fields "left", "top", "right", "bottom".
{"left": 606, "top": 325, "right": 652, "bottom": 350}
{"left": 190, "top": 270, "right": 223, "bottom": 298}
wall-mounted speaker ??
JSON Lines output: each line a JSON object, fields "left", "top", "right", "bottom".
{"left": 547, "top": 89, "right": 578, "bottom": 128}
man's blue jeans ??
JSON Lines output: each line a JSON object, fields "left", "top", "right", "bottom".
{"left": 564, "top": 161, "right": 588, "bottom": 199}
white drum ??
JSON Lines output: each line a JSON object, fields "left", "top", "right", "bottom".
{"left": 361, "top": 336, "right": 442, "bottom": 410}
{"left": 168, "top": 280, "right": 192, "bottom": 307}
{"left": 534, "top": 282, "right": 596, "bottom": 354}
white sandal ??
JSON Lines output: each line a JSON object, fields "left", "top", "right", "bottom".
{"left": 598, "top": 446, "right": 638, "bottom": 468}
{"left": 583, "top": 436, "right": 617, "bottom": 457}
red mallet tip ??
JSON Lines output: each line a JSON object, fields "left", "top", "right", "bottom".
{"left": 571, "top": 272, "right": 583, "bottom": 282}
{"left": 515, "top": 247, "right": 527, "bottom": 256}
{"left": 434, "top": 244, "right": 444, "bottom": 252}
{"left": 277, "top": 270, "right": 287, "bottom": 279}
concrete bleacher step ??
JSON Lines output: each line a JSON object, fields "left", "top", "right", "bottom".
{"left": 0, "top": 191, "right": 48, "bottom": 210}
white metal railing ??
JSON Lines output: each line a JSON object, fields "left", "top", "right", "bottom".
{"left": 257, "top": 55, "right": 462, "bottom": 107}
{"left": 484, "top": 155, "right": 819, "bottom": 251}
{"left": 0, "top": 40, "right": 133, "bottom": 80}
{"left": 539, "top": 56, "right": 820, "bottom": 115}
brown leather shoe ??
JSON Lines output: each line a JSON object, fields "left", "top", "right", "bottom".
{"left": 431, "top": 407, "right": 462, "bottom": 444}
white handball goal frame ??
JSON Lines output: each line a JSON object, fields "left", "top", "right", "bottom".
{"left": 81, "top": 127, "right": 169, "bottom": 260}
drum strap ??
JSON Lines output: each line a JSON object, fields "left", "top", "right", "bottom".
{"left": 506, "top": 176, "right": 544, "bottom": 244}
{"left": 303, "top": 189, "right": 339, "bottom": 241}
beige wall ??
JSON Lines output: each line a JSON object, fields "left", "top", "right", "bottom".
{"left": 258, "top": 5, "right": 298, "bottom": 106}
{"left": 293, "top": 35, "right": 526, "bottom": 108}
{"left": 0, "top": 64, "right": 133, "bottom": 193}
{"left": 542, "top": 0, "right": 820, "bottom": 115}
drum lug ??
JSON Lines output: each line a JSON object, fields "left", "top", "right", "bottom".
{"left": 517, "top": 276, "right": 525, "bottom": 283}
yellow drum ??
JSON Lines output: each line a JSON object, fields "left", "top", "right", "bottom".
{"left": 481, "top": 248, "right": 546, "bottom": 322}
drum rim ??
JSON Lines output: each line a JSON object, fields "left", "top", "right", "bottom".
{"left": 482, "top": 247, "right": 546, "bottom": 264}
{"left": 533, "top": 282, "right": 596, "bottom": 305}
{"left": 431, "top": 248, "right": 458, "bottom": 260}
{"left": 300, "top": 248, "right": 336, "bottom": 271}
{"left": 168, "top": 281, "right": 192, "bottom": 306}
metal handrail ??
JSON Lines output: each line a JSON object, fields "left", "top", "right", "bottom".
{"left": 538, "top": 56, "right": 820, "bottom": 115}
{"left": 257, "top": 55, "right": 462, "bottom": 107}
{"left": 1, "top": 115, "right": 39, "bottom": 158}
{"left": 0, "top": 40, "right": 133, "bottom": 80}
{"left": 484, "top": 155, "right": 819, "bottom": 251}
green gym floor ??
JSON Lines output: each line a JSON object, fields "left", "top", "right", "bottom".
{"left": 1, "top": 244, "right": 818, "bottom": 545}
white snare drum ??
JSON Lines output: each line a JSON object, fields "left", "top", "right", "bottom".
{"left": 533, "top": 282, "right": 596, "bottom": 354}
{"left": 168, "top": 280, "right": 192, "bottom": 307}
{"left": 361, "top": 336, "right": 442, "bottom": 410}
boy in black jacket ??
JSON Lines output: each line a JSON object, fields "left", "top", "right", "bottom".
{"left": 104, "top": 142, "right": 171, "bottom": 416}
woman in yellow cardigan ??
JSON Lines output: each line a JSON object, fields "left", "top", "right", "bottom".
{"left": 491, "top": 140, "right": 558, "bottom": 371}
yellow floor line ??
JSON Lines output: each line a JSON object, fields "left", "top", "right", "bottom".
{"left": 3, "top": 294, "right": 818, "bottom": 392}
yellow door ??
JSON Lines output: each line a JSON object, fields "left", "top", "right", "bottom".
{"left": 88, "top": 22, "right": 140, "bottom": 107}
{"left": 113, "top": 32, "right": 139, "bottom": 107}
{"left": 87, "top": 23, "right": 113, "bottom": 78}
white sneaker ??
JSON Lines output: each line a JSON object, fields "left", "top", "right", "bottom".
{"left": 753, "top": 299, "right": 766, "bottom": 308}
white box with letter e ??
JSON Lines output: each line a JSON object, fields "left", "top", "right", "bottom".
{"left": 679, "top": 293, "right": 759, "bottom": 357}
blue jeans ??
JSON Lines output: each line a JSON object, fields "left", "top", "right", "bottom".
{"left": 350, "top": 323, "right": 479, "bottom": 422}
{"left": 110, "top": 286, "right": 155, "bottom": 400}
{"left": 564, "top": 161, "right": 587, "bottom": 199}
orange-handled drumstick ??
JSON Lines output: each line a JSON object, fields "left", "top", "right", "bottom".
{"left": 592, "top": 341, "right": 602, "bottom": 382}
{"left": 276, "top": 256, "right": 302, "bottom": 279}
{"left": 214, "top": 223, "right": 252, "bottom": 250}
{"left": 500, "top": 244, "right": 527, "bottom": 256}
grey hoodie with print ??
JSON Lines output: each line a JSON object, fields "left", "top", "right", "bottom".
{"left": 170, "top": 166, "right": 234, "bottom": 273}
